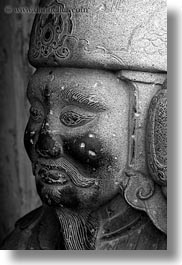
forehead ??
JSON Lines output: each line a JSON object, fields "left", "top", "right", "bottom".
{"left": 27, "top": 68, "right": 129, "bottom": 106}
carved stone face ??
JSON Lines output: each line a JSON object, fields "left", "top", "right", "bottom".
{"left": 24, "top": 68, "right": 130, "bottom": 210}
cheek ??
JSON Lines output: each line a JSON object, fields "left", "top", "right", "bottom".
{"left": 76, "top": 171, "right": 119, "bottom": 208}
{"left": 63, "top": 133, "right": 111, "bottom": 172}
{"left": 24, "top": 120, "right": 40, "bottom": 160}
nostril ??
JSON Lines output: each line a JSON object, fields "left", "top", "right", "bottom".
{"left": 35, "top": 133, "right": 62, "bottom": 158}
{"left": 36, "top": 146, "right": 62, "bottom": 158}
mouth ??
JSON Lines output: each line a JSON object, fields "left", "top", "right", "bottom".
{"left": 34, "top": 158, "right": 96, "bottom": 188}
{"left": 38, "top": 165, "right": 69, "bottom": 186}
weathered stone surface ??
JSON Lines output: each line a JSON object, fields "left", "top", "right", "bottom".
{"left": 1, "top": 199, "right": 167, "bottom": 250}
{"left": 25, "top": 67, "right": 130, "bottom": 209}
{"left": 28, "top": 0, "right": 167, "bottom": 71}
{"left": 117, "top": 70, "right": 167, "bottom": 174}
{"left": 1, "top": 0, "right": 167, "bottom": 250}
{"left": 146, "top": 84, "right": 167, "bottom": 195}
{"left": 1, "top": 67, "right": 167, "bottom": 249}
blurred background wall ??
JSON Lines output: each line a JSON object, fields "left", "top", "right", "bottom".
{"left": 0, "top": 0, "right": 41, "bottom": 244}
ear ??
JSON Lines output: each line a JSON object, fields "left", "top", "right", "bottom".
{"left": 146, "top": 84, "right": 167, "bottom": 196}
{"left": 123, "top": 169, "right": 167, "bottom": 234}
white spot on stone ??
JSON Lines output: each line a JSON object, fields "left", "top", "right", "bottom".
{"left": 135, "top": 113, "right": 140, "bottom": 118}
{"left": 61, "top": 86, "right": 65, "bottom": 90}
{"left": 93, "top": 82, "right": 99, "bottom": 88}
{"left": 50, "top": 110, "right": 54, "bottom": 115}
{"left": 80, "top": 143, "right": 86, "bottom": 149}
{"left": 30, "top": 131, "right": 35, "bottom": 136}
{"left": 89, "top": 133, "right": 95, "bottom": 138}
{"left": 30, "top": 139, "right": 34, "bottom": 145}
{"left": 88, "top": 150, "right": 96, "bottom": 157}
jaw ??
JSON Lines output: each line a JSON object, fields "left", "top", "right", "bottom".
{"left": 53, "top": 192, "right": 136, "bottom": 250}
{"left": 35, "top": 171, "right": 100, "bottom": 210}
{"left": 32, "top": 159, "right": 119, "bottom": 211}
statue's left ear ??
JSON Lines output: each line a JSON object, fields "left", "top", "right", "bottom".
{"left": 123, "top": 169, "right": 167, "bottom": 234}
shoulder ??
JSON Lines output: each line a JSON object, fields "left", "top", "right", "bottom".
{"left": 1, "top": 207, "right": 44, "bottom": 250}
{"left": 15, "top": 206, "right": 44, "bottom": 230}
{"left": 1, "top": 206, "right": 63, "bottom": 250}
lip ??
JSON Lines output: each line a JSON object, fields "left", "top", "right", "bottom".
{"left": 38, "top": 165, "right": 69, "bottom": 186}
{"left": 34, "top": 158, "right": 96, "bottom": 188}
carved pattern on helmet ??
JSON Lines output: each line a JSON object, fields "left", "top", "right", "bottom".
{"left": 29, "top": 1, "right": 78, "bottom": 63}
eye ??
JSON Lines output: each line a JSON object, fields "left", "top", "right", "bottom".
{"left": 60, "top": 111, "right": 95, "bottom": 128}
{"left": 30, "top": 106, "right": 44, "bottom": 122}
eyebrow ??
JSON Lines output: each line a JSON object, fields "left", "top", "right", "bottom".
{"left": 59, "top": 87, "right": 108, "bottom": 112}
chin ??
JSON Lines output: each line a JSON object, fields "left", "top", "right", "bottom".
{"left": 36, "top": 177, "right": 79, "bottom": 208}
{"left": 36, "top": 178, "right": 102, "bottom": 211}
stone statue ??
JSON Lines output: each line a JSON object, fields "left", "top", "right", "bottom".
{"left": 1, "top": 0, "right": 167, "bottom": 250}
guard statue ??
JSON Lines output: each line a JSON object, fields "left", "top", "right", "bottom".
{"left": 1, "top": 0, "right": 167, "bottom": 250}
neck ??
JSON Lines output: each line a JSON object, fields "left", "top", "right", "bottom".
{"left": 55, "top": 194, "right": 141, "bottom": 250}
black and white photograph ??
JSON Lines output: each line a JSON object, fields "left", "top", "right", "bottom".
{"left": 0, "top": 0, "right": 181, "bottom": 263}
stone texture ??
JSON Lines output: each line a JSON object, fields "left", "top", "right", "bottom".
{"left": 25, "top": 67, "right": 131, "bottom": 209}
{"left": 0, "top": 0, "right": 167, "bottom": 250}
{"left": 117, "top": 70, "right": 167, "bottom": 174}
{"left": 28, "top": 0, "right": 167, "bottom": 71}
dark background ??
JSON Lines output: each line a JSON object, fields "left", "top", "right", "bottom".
{"left": 0, "top": 0, "right": 41, "bottom": 244}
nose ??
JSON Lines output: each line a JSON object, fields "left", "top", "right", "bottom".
{"left": 35, "top": 126, "right": 63, "bottom": 159}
